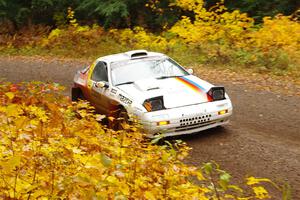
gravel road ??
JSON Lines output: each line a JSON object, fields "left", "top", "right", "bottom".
{"left": 1, "top": 56, "right": 299, "bottom": 199}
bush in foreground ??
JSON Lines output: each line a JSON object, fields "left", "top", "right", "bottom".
{"left": 0, "top": 82, "right": 285, "bottom": 199}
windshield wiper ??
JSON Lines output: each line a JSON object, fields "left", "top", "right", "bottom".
{"left": 115, "top": 81, "right": 134, "bottom": 86}
{"left": 156, "top": 75, "right": 184, "bottom": 80}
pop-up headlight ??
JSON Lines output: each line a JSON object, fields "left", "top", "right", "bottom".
{"left": 207, "top": 87, "right": 226, "bottom": 101}
{"left": 143, "top": 96, "right": 165, "bottom": 112}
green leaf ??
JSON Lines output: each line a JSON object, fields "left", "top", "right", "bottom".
{"left": 150, "top": 134, "right": 164, "bottom": 144}
{"left": 164, "top": 140, "right": 173, "bottom": 148}
{"left": 101, "top": 153, "right": 112, "bottom": 167}
{"left": 219, "top": 172, "right": 231, "bottom": 190}
{"left": 220, "top": 172, "right": 231, "bottom": 182}
{"left": 203, "top": 162, "right": 213, "bottom": 175}
{"left": 0, "top": 0, "right": 6, "bottom": 6}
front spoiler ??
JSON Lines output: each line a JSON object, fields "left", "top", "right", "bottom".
{"left": 150, "top": 118, "right": 229, "bottom": 138}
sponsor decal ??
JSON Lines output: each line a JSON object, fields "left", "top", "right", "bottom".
{"left": 118, "top": 94, "right": 132, "bottom": 105}
{"left": 111, "top": 89, "right": 117, "bottom": 94}
{"left": 175, "top": 77, "right": 208, "bottom": 100}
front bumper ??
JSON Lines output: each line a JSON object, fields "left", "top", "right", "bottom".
{"left": 140, "top": 99, "right": 232, "bottom": 137}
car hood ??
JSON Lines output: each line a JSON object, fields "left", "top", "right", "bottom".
{"left": 117, "top": 75, "right": 214, "bottom": 109}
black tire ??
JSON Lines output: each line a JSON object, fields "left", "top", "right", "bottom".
{"left": 114, "top": 108, "right": 129, "bottom": 130}
{"left": 71, "top": 87, "right": 84, "bottom": 101}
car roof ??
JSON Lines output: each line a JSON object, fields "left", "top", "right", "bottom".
{"left": 96, "top": 50, "right": 166, "bottom": 64}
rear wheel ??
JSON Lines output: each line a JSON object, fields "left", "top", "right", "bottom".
{"left": 72, "top": 87, "right": 84, "bottom": 101}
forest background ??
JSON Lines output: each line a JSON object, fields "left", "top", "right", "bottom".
{"left": 0, "top": 0, "right": 299, "bottom": 79}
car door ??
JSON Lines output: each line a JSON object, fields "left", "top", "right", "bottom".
{"left": 89, "top": 61, "right": 111, "bottom": 114}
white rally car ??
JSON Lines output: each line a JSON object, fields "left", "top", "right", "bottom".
{"left": 72, "top": 50, "right": 232, "bottom": 137}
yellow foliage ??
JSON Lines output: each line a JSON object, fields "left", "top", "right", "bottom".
{"left": 41, "top": 24, "right": 104, "bottom": 50}
{"left": 246, "top": 177, "right": 272, "bottom": 185}
{"left": 1, "top": 0, "right": 299, "bottom": 76}
{"left": 67, "top": 7, "right": 78, "bottom": 28}
{"left": 146, "top": 1, "right": 299, "bottom": 75}
{"left": 168, "top": 0, "right": 254, "bottom": 45}
{"left": 0, "top": 82, "right": 283, "bottom": 199}
{"left": 170, "top": 0, "right": 205, "bottom": 11}
{"left": 252, "top": 186, "right": 271, "bottom": 199}
{"left": 247, "top": 15, "right": 300, "bottom": 63}
{"left": 110, "top": 26, "right": 169, "bottom": 51}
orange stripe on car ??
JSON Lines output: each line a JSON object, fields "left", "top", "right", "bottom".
{"left": 175, "top": 77, "right": 211, "bottom": 101}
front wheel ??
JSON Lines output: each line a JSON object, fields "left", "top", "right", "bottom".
{"left": 110, "top": 108, "right": 129, "bottom": 130}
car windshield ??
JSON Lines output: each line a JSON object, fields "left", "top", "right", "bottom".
{"left": 111, "top": 57, "right": 188, "bottom": 86}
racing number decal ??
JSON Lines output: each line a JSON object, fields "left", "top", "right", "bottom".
{"left": 119, "top": 94, "right": 132, "bottom": 105}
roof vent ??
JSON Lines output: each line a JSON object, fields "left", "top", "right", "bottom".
{"left": 125, "top": 50, "right": 148, "bottom": 59}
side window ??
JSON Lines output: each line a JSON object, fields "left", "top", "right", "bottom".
{"left": 91, "top": 61, "right": 108, "bottom": 82}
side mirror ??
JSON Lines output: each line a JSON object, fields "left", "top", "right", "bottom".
{"left": 187, "top": 68, "right": 194, "bottom": 74}
{"left": 80, "top": 66, "right": 89, "bottom": 74}
{"left": 95, "top": 81, "right": 109, "bottom": 88}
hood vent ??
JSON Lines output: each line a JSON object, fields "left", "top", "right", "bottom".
{"left": 134, "top": 78, "right": 160, "bottom": 91}
{"left": 147, "top": 87, "right": 160, "bottom": 91}
{"left": 125, "top": 50, "right": 148, "bottom": 59}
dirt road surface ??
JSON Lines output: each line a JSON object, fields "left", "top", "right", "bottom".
{"left": 1, "top": 56, "right": 299, "bottom": 199}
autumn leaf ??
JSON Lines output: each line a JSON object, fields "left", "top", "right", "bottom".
{"left": 5, "top": 92, "right": 14, "bottom": 100}
{"left": 2, "top": 156, "right": 21, "bottom": 171}
{"left": 0, "top": 82, "right": 281, "bottom": 199}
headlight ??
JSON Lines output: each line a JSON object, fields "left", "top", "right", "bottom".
{"left": 143, "top": 96, "right": 165, "bottom": 112}
{"left": 207, "top": 87, "right": 226, "bottom": 101}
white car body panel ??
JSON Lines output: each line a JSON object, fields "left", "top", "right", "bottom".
{"left": 117, "top": 75, "right": 214, "bottom": 108}
{"left": 73, "top": 50, "right": 233, "bottom": 137}
{"left": 141, "top": 99, "right": 232, "bottom": 137}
